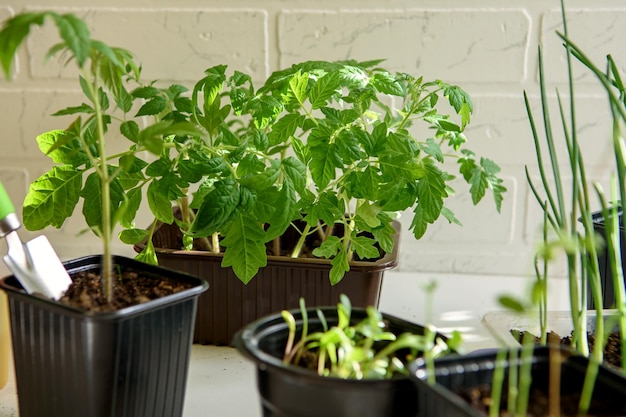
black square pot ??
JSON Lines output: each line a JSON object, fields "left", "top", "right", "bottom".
{"left": 234, "top": 307, "right": 440, "bottom": 417}
{"left": 410, "top": 346, "right": 626, "bottom": 417}
{"left": 0, "top": 255, "right": 208, "bottom": 417}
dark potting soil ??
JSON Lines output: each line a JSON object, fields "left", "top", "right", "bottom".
{"left": 516, "top": 331, "right": 623, "bottom": 370}
{"left": 459, "top": 383, "right": 626, "bottom": 417}
{"left": 59, "top": 268, "right": 192, "bottom": 312}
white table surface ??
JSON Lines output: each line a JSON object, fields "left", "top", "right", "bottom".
{"left": 0, "top": 271, "right": 570, "bottom": 417}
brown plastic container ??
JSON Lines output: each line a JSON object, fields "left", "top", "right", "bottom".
{"left": 137, "top": 220, "right": 400, "bottom": 345}
{"left": 0, "top": 255, "right": 208, "bottom": 417}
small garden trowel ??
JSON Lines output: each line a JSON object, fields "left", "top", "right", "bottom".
{"left": 0, "top": 182, "right": 72, "bottom": 300}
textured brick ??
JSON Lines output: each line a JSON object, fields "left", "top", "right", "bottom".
{"left": 26, "top": 9, "right": 269, "bottom": 82}
{"left": 541, "top": 9, "right": 626, "bottom": 85}
{"left": 278, "top": 9, "right": 530, "bottom": 83}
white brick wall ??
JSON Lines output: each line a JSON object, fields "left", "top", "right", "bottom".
{"left": 0, "top": 0, "right": 624, "bottom": 279}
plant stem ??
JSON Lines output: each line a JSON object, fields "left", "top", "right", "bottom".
{"left": 82, "top": 66, "right": 114, "bottom": 302}
{"left": 291, "top": 223, "right": 311, "bottom": 258}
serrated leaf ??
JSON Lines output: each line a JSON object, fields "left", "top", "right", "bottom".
{"left": 52, "top": 13, "right": 91, "bottom": 68}
{"left": 440, "top": 206, "right": 462, "bottom": 226}
{"left": 0, "top": 12, "right": 48, "bottom": 78}
{"left": 371, "top": 71, "right": 404, "bottom": 96}
{"left": 329, "top": 249, "right": 350, "bottom": 284}
{"left": 288, "top": 70, "right": 309, "bottom": 105}
{"left": 221, "top": 214, "right": 267, "bottom": 283}
{"left": 190, "top": 178, "right": 240, "bottom": 236}
{"left": 417, "top": 161, "right": 447, "bottom": 222}
{"left": 371, "top": 222, "right": 395, "bottom": 255}
{"left": 268, "top": 113, "right": 303, "bottom": 145}
{"left": 238, "top": 158, "right": 281, "bottom": 191}
{"left": 22, "top": 166, "right": 83, "bottom": 230}
{"left": 131, "top": 86, "right": 160, "bottom": 99}
{"left": 281, "top": 156, "right": 307, "bottom": 194}
{"left": 36, "top": 129, "right": 88, "bottom": 166}
{"left": 135, "top": 96, "right": 167, "bottom": 117}
{"left": 351, "top": 236, "right": 379, "bottom": 259}
{"left": 310, "top": 71, "right": 341, "bottom": 109}
{"left": 52, "top": 103, "right": 94, "bottom": 116}
{"left": 312, "top": 236, "right": 343, "bottom": 258}
{"left": 421, "top": 138, "right": 444, "bottom": 163}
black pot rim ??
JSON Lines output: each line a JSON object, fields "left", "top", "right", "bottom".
{"left": 0, "top": 254, "right": 209, "bottom": 321}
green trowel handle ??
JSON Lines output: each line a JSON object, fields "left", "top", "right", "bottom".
{"left": 0, "top": 181, "right": 16, "bottom": 221}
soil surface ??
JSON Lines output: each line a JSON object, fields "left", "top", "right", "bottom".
{"left": 60, "top": 268, "right": 193, "bottom": 312}
{"left": 460, "top": 383, "right": 626, "bottom": 417}
{"left": 462, "top": 331, "right": 626, "bottom": 416}
{"left": 516, "top": 330, "right": 623, "bottom": 370}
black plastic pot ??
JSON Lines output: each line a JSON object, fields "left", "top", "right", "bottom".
{"left": 0, "top": 255, "right": 208, "bottom": 417}
{"left": 137, "top": 218, "right": 400, "bottom": 346}
{"left": 589, "top": 209, "right": 626, "bottom": 309}
{"left": 410, "top": 346, "right": 626, "bottom": 417}
{"left": 234, "top": 306, "right": 439, "bottom": 417}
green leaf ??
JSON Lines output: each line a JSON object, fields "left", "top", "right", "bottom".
{"left": 52, "top": 14, "right": 91, "bottom": 67}
{"left": 0, "top": 12, "right": 48, "bottom": 78}
{"left": 416, "top": 161, "right": 447, "bottom": 222}
{"left": 310, "top": 71, "right": 341, "bottom": 109}
{"left": 443, "top": 84, "right": 473, "bottom": 129}
{"left": 221, "top": 214, "right": 267, "bottom": 284}
{"left": 135, "top": 240, "right": 158, "bottom": 265}
{"left": 303, "top": 192, "right": 344, "bottom": 227}
{"left": 371, "top": 221, "right": 395, "bottom": 255}
{"left": 131, "top": 86, "right": 160, "bottom": 99}
{"left": 52, "top": 103, "right": 94, "bottom": 116}
{"left": 22, "top": 166, "right": 83, "bottom": 230}
{"left": 312, "top": 236, "right": 342, "bottom": 258}
{"left": 329, "top": 249, "right": 350, "bottom": 284}
{"left": 309, "top": 125, "right": 342, "bottom": 189}
{"left": 147, "top": 181, "right": 174, "bottom": 224}
{"left": 118, "top": 187, "right": 142, "bottom": 228}
{"left": 265, "top": 179, "right": 297, "bottom": 241}
{"left": 119, "top": 228, "right": 148, "bottom": 245}
{"left": 238, "top": 158, "right": 281, "bottom": 191}
{"left": 440, "top": 206, "right": 462, "bottom": 226}
{"left": 267, "top": 113, "right": 303, "bottom": 145}
{"left": 355, "top": 202, "right": 381, "bottom": 228}
{"left": 120, "top": 120, "right": 140, "bottom": 142}
{"left": 351, "top": 236, "right": 379, "bottom": 259}
{"left": 79, "top": 173, "right": 123, "bottom": 236}
{"left": 190, "top": 178, "right": 240, "bottom": 236}
{"left": 421, "top": 138, "right": 444, "bottom": 163}
{"left": 135, "top": 96, "right": 167, "bottom": 117}
{"left": 288, "top": 70, "right": 309, "bottom": 105}
{"left": 371, "top": 71, "right": 404, "bottom": 96}
{"left": 36, "top": 129, "right": 88, "bottom": 166}
{"left": 281, "top": 156, "right": 307, "bottom": 194}
{"left": 498, "top": 295, "right": 526, "bottom": 312}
